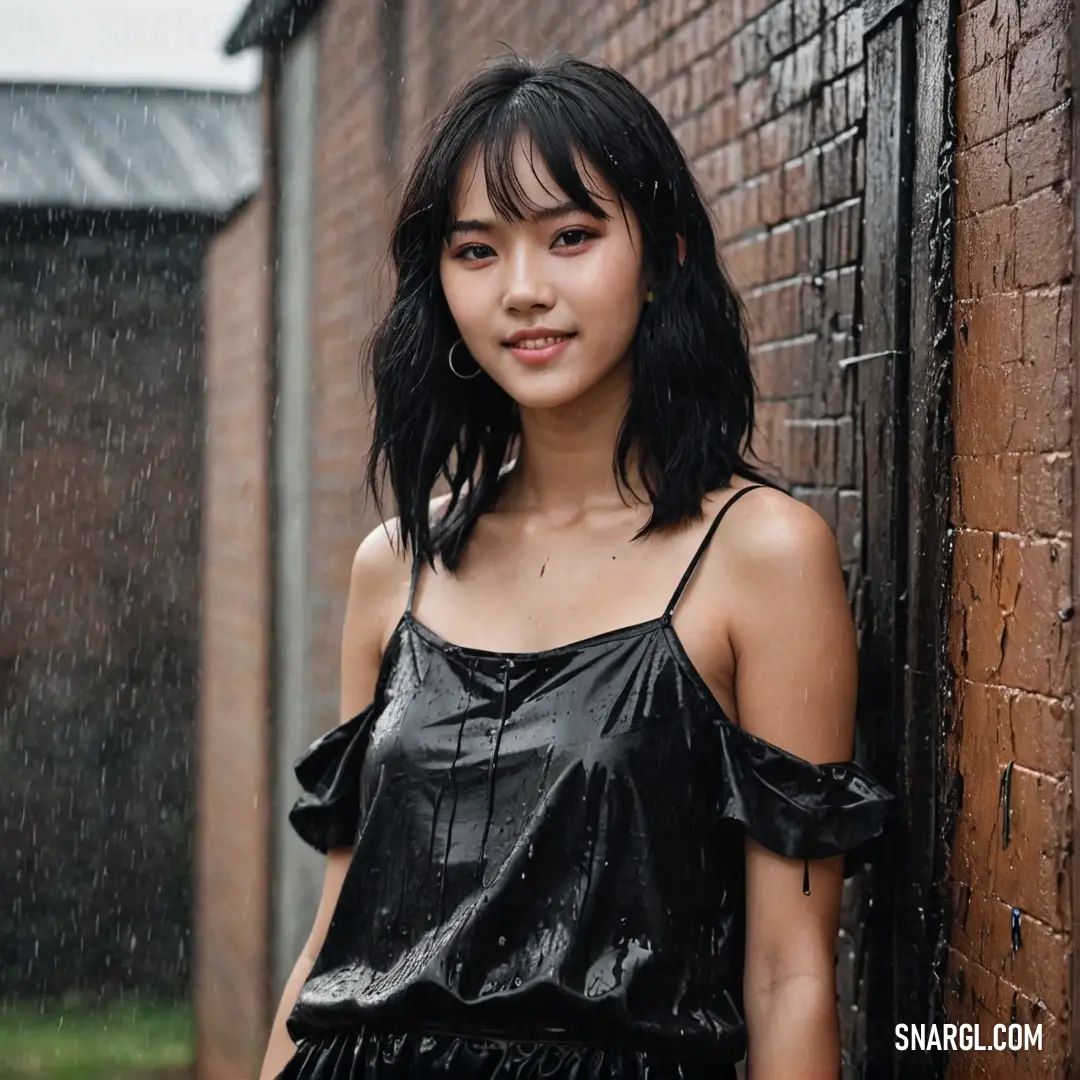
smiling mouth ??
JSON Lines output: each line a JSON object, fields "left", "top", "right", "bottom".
{"left": 505, "top": 333, "right": 576, "bottom": 351}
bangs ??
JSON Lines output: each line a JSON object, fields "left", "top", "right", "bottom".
{"left": 432, "top": 77, "right": 660, "bottom": 241}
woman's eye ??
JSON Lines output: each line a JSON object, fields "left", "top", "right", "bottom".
{"left": 553, "top": 228, "right": 594, "bottom": 248}
{"left": 456, "top": 243, "right": 495, "bottom": 260}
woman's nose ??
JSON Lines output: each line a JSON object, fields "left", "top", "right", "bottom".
{"left": 501, "top": 249, "right": 555, "bottom": 312}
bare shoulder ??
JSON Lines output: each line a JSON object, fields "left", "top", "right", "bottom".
{"left": 348, "top": 494, "right": 453, "bottom": 634}
{"left": 710, "top": 485, "right": 840, "bottom": 582}
{"left": 351, "top": 516, "right": 408, "bottom": 598}
{"left": 702, "top": 486, "right": 853, "bottom": 680}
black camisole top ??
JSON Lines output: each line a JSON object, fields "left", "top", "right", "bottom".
{"left": 279, "top": 486, "right": 892, "bottom": 1077}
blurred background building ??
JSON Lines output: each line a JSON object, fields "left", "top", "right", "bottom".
{"left": 0, "top": 0, "right": 259, "bottom": 1073}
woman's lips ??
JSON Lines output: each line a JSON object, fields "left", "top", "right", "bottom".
{"left": 504, "top": 333, "right": 576, "bottom": 364}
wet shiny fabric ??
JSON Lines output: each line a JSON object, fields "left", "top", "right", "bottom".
{"left": 279, "top": 487, "right": 893, "bottom": 1078}
{"left": 280, "top": 1028, "right": 737, "bottom": 1079}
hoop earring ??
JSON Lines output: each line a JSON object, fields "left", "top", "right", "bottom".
{"left": 448, "top": 339, "right": 481, "bottom": 380}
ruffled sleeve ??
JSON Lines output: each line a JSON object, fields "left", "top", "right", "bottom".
{"left": 715, "top": 720, "right": 893, "bottom": 862}
{"left": 288, "top": 705, "right": 377, "bottom": 854}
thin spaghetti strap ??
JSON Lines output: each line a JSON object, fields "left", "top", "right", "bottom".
{"left": 405, "top": 553, "right": 423, "bottom": 615}
{"left": 663, "top": 485, "right": 767, "bottom": 619}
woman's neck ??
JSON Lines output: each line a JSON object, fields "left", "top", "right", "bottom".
{"left": 499, "top": 362, "right": 645, "bottom": 519}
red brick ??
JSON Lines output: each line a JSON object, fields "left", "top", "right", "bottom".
{"left": 954, "top": 203, "right": 1015, "bottom": 298}
{"left": 957, "top": 0, "right": 1018, "bottom": 77}
{"left": 744, "top": 278, "right": 804, "bottom": 340}
{"left": 956, "top": 680, "right": 1072, "bottom": 782}
{"left": 673, "top": 115, "right": 700, "bottom": 157}
{"left": 696, "top": 93, "right": 738, "bottom": 153}
{"left": 953, "top": 296, "right": 1071, "bottom": 453}
{"left": 1008, "top": 105, "right": 1070, "bottom": 200}
{"left": 815, "top": 76, "right": 849, "bottom": 144}
{"left": 1008, "top": 19, "right": 1070, "bottom": 128}
{"left": 782, "top": 149, "right": 822, "bottom": 218}
{"left": 949, "top": 741, "right": 1070, "bottom": 929}
{"left": 952, "top": 453, "right": 1021, "bottom": 532}
{"left": 1018, "top": 0, "right": 1070, "bottom": 35}
{"left": 951, "top": 882, "right": 1069, "bottom": 1018}
{"left": 743, "top": 0, "right": 771, "bottom": 25}
{"left": 752, "top": 398, "right": 792, "bottom": 475}
{"left": 652, "top": 72, "right": 691, "bottom": 121}
{"left": 689, "top": 48, "right": 731, "bottom": 110}
{"left": 724, "top": 233, "right": 768, "bottom": 289}
{"left": 1017, "top": 451, "right": 1072, "bottom": 535}
{"left": 955, "top": 293, "right": 1023, "bottom": 366}
{"left": 698, "top": 141, "right": 743, "bottom": 197}
{"left": 944, "top": 950, "right": 1067, "bottom": 1078}
{"left": 751, "top": 334, "right": 817, "bottom": 398}
{"left": 759, "top": 113, "right": 795, "bottom": 171}
{"left": 955, "top": 134, "right": 1010, "bottom": 218}
{"left": 741, "top": 128, "right": 761, "bottom": 178}
{"left": 784, "top": 417, "right": 825, "bottom": 483}
{"left": 949, "top": 532, "right": 1071, "bottom": 698}
{"left": 757, "top": 167, "right": 784, "bottom": 225}
{"left": 821, "top": 200, "right": 859, "bottom": 268}
{"left": 797, "top": 209, "right": 825, "bottom": 270}
{"left": 822, "top": 266, "right": 856, "bottom": 335}
{"left": 765, "top": 222, "right": 797, "bottom": 278}
{"left": 822, "top": 7, "right": 862, "bottom": 82}
{"left": 957, "top": 57, "right": 1009, "bottom": 149}
{"left": 1014, "top": 187, "right": 1072, "bottom": 288}
{"left": 715, "top": 180, "right": 762, "bottom": 240}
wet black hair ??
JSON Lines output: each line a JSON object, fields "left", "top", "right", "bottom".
{"left": 364, "top": 53, "right": 773, "bottom": 571}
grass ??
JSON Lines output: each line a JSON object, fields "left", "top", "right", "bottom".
{"left": 0, "top": 995, "right": 193, "bottom": 1078}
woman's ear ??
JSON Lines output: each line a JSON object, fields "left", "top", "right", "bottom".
{"left": 676, "top": 234, "right": 687, "bottom": 265}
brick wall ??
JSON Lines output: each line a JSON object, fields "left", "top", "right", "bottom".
{"left": 946, "top": 0, "right": 1074, "bottom": 1075}
{"left": 196, "top": 183, "right": 274, "bottom": 1077}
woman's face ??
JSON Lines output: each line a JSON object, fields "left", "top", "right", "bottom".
{"left": 439, "top": 139, "right": 649, "bottom": 412}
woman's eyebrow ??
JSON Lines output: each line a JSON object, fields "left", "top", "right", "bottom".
{"left": 447, "top": 200, "right": 587, "bottom": 236}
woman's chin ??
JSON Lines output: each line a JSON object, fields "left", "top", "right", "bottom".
{"left": 487, "top": 356, "right": 631, "bottom": 414}
{"left": 497, "top": 376, "right": 596, "bottom": 413}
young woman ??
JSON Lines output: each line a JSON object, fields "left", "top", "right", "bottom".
{"left": 261, "top": 54, "right": 891, "bottom": 1080}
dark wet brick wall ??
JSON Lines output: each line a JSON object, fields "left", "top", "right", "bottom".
{"left": 946, "top": 0, "right": 1074, "bottom": 1075}
{"left": 0, "top": 221, "right": 204, "bottom": 1001}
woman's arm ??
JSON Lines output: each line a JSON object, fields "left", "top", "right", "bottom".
{"left": 258, "top": 523, "right": 407, "bottom": 1080}
{"left": 725, "top": 494, "right": 858, "bottom": 1080}
{"left": 259, "top": 853, "right": 351, "bottom": 1079}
